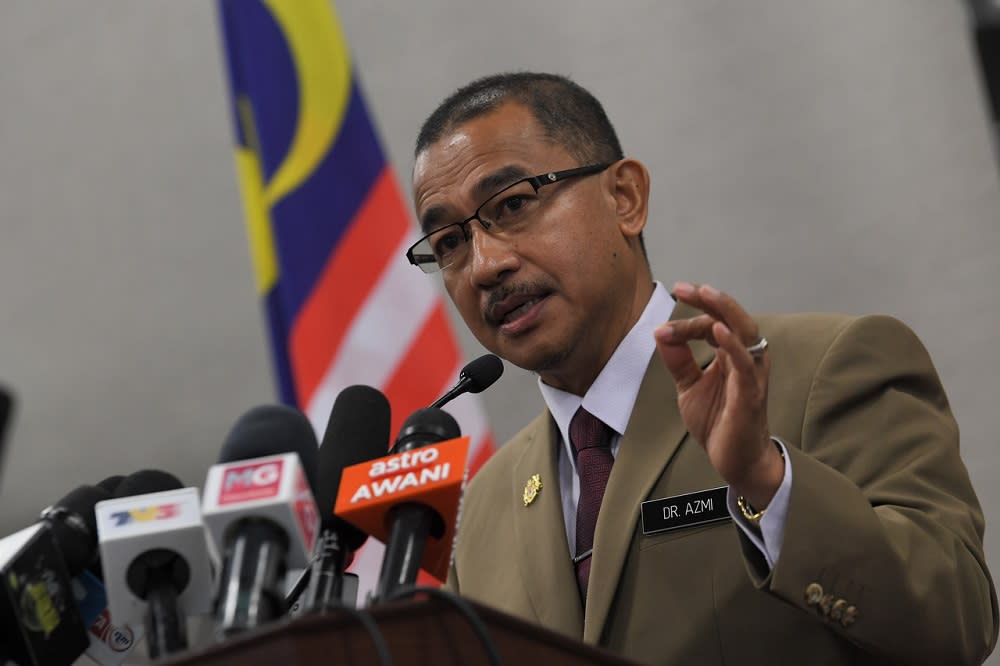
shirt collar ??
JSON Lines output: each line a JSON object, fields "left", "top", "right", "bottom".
{"left": 539, "top": 281, "right": 675, "bottom": 450}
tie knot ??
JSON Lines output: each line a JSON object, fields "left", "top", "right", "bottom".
{"left": 569, "top": 407, "right": 612, "bottom": 454}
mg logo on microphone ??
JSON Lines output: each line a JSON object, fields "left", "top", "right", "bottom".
{"left": 218, "top": 460, "right": 284, "bottom": 505}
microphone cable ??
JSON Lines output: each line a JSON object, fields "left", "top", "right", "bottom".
{"left": 283, "top": 565, "right": 392, "bottom": 666}
{"left": 384, "top": 585, "right": 502, "bottom": 666}
{"left": 287, "top": 539, "right": 391, "bottom": 666}
{"left": 313, "top": 600, "right": 392, "bottom": 666}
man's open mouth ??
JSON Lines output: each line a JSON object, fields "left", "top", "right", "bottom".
{"left": 487, "top": 291, "right": 551, "bottom": 327}
{"left": 502, "top": 297, "right": 543, "bottom": 323}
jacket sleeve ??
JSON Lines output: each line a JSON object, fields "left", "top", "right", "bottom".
{"left": 739, "top": 314, "right": 998, "bottom": 665}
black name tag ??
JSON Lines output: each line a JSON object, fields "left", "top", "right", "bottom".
{"left": 641, "top": 486, "right": 731, "bottom": 535}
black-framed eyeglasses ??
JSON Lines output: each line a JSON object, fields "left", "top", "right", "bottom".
{"left": 406, "top": 162, "right": 612, "bottom": 273}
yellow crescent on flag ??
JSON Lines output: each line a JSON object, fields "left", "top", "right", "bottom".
{"left": 262, "top": 0, "right": 352, "bottom": 208}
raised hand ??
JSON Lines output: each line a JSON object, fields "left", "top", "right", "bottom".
{"left": 654, "top": 282, "right": 783, "bottom": 509}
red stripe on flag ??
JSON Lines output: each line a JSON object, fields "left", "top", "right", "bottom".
{"left": 382, "top": 302, "right": 460, "bottom": 441}
{"left": 288, "top": 168, "right": 410, "bottom": 407}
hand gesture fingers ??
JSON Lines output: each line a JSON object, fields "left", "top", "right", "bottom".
{"left": 655, "top": 314, "right": 717, "bottom": 390}
{"left": 672, "top": 282, "right": 761, "bottom": 348}
{"left": 654, "top": 282, "right": 781, "bottom": 505}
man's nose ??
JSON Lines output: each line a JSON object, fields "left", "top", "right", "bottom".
{"left": 466, "top": 223, "right": 519, "bottom": 286}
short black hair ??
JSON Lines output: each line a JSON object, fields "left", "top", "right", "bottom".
{"left": 415, "top": 72, "right": 624, "bottom": 165}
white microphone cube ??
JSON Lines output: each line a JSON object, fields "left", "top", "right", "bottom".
{"left": 95, "top": 487, "right": 215, "bottom": 628}
{"left": 201, "top": 453, "right": 319, "bottom": 570}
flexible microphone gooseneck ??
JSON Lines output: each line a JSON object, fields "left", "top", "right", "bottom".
{"left": 429, "top": 354, "right": 503, "bottom": 409}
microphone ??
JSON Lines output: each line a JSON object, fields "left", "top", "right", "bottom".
{"left": 45, "top": 480, "right": 144, "bottom": 665}
{"left": 335, "top": 408, "right": 468, "bottom": 601}
{"left": 75, "top": 571, "right": 142, "bottom": 665}
{"left": 0, "top": 524, "right": 88, "bottom": 665}
{"left": 0, "top": 386, "right": 13, "bottom": 494}
{"left": 87, "top": 476, "right": 123, "bottom": 583}
{"left": 0, "top": 478, "right": 152, "bottom": 665}
{"left": 202, "top": 405, "right": 321, "bottom": 636}
{"left": 429, "top": 354, "right": 504, "bottom": 409}
{"left": 95, "top": 475, "right": 125, "bottom": 495}
{"left": 39, "top": 484, "right": 114, "bottom": 577}
{"left": 95, "top": 469, "right": 214, "bottom": 659}
{"left": 301, "top": 385, "right": 391, "bottom": 613}
{"left": 0, "top": 483, "right": 116, "bottom": 665}
{"left": 75, "top": 473, "right": 146, "bottom": 665}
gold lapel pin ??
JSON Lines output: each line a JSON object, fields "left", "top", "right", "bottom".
{"left": 523, "top": 474, "right": 542, "bottom": 507}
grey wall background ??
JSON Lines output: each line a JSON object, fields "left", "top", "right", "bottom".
{"left": 1, "top": 0, "right": 999, "bottom": 661}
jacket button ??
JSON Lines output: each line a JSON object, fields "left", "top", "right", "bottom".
{"left": 818, "top": 594, "right": 835, "bottom": 616}
{"left": 805, "top": 582, "right": 824, "bottom": 606}
{"left": 841, "top": 605, "right": 858, "bottom": 628}
{"left": 830, "top": 599, "right": 848, "bottom": 621}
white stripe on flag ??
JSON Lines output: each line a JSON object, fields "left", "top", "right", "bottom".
{"left": 302, "top": 236, "right": 501, "bottom": 605}
{"left": 304, "top": 239, "right": 436, "bottom": 435}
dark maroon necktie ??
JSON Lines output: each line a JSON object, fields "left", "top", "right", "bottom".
{"left": 570, "top": 406, "right": 614, "bottom": 601}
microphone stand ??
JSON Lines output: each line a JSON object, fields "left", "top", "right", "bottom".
{"left": 127, "top": 548, "right": 189, "bottom": 658}
{"left": 372, "top": 503, "right": 434, "bottom": 601}
{"left": 217, "top": 519, "right": 288, "bottom": 637}
{"left": 305, "top": 530, "right": 349, "bottom": 611}
{"left": 145, "top": 577, "right": 187, "bottom": 658}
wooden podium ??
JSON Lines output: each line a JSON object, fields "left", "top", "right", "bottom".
{"left": 163, "top": 597, "right": 637, "bottom": 665}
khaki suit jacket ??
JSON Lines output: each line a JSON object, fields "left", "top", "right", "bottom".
{"left": 448, "top": 307, "right": 997, "bottom": 665}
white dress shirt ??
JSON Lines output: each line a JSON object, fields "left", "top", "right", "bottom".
{"left": 538, "top": 281, "right": 792, "bottom": 569}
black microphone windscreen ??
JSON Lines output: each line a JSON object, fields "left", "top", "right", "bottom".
{"left": 96, "top": 475, "right": 126, "bottom": 494}
{"left": 0, "top": 385, "right": 12, "bottom": 436}
{"left": 461, "top": 354, "right": 504, "bottom": 393}
{"left": 396, "top": 408, "right": 461, "bottom": 451}
{"left": 219, "top": 404, "right": 319, "bottom": 492}
{"left": 47, "top": 484, "right": 113, "bottom": 574}
{"left": 316, "top": 386, "right": 391, "bottom": 543}
{"left": 113, "top": 469, "right": 184, "bottom": 498}
{"left": 89, "top": 476, "right": 124, "bottom": 581}
{"left": 0, "top": 386, "right": 13, "bottom": 490}
{"left": 54, "top": 485, "right": 112, "bottom": 532}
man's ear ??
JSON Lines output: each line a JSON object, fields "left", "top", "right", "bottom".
{"left": 609, "top": 159, "right": 650, "bottom": 240}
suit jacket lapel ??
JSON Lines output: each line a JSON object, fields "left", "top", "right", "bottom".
{"left": 583, "top": 301, "right": 716, "bottom": 643}
{"left": 511, "top": 412, "right": 584, "bottom": 638}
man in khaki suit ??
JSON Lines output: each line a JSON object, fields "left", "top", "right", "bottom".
{"left": 405, "top": 72, "right": 998, "bottom": 664}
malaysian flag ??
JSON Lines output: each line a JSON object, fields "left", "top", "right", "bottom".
{"left": 216, "top": 0, "right": 495, "bottom": 596}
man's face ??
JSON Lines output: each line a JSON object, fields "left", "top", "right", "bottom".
{"left": 412, "top": 102, "right": 646, "bottom": 394}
